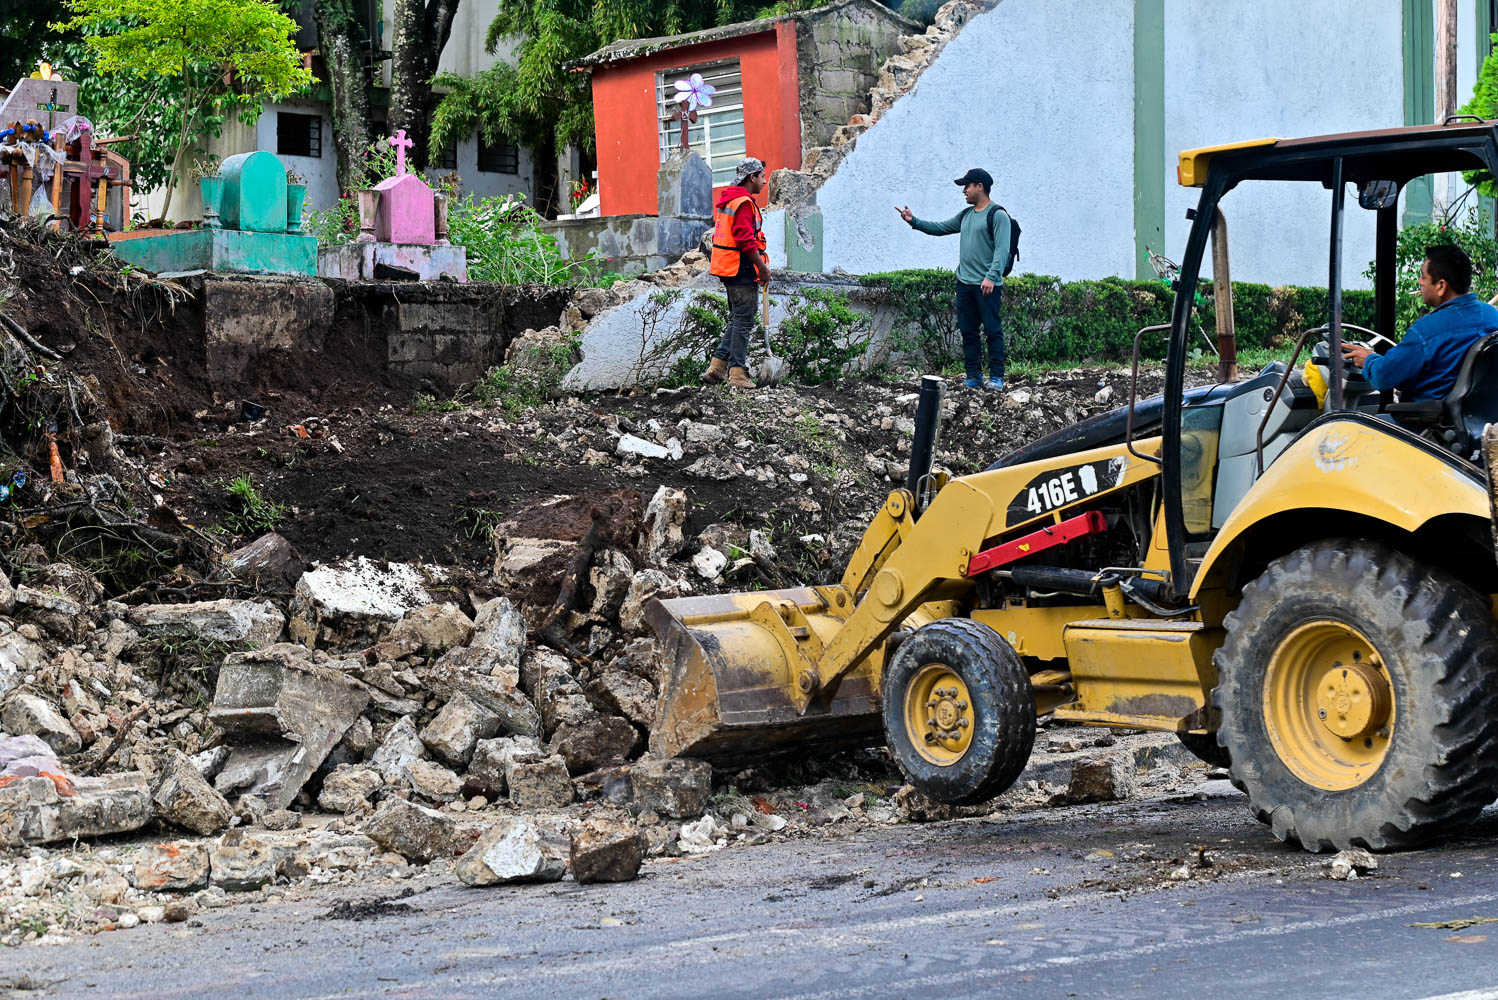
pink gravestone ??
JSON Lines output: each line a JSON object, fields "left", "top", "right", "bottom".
{"left": 374, "top": 130, "right": 436, "bottom": 244}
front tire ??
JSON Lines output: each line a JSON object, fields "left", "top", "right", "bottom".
{"left": 882, "top": 619, "right": 1036, "bottom": 804}
{"left": 1214, "top": 539, "right": 1498, "bottom": 851}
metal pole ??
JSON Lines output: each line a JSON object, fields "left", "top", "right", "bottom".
{"left": 1210, "top": 208, "right": 1237, "bottom": 382}
{"left": 1328, "top": 158, "right": 1346, "bottom": 411}
{"left": 905, "top": 374, "right": 945, "bottom": 515}
{"left": 1375, "top": 205, "right": 1398, "bottom": 338}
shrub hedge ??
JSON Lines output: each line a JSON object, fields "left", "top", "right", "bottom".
{"left": 860, "top": 270, "right": 1376, "bottom": 367}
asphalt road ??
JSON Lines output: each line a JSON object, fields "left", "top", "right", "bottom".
{"left": 8, "top": 786, "right": 1498, "bottom": 1000}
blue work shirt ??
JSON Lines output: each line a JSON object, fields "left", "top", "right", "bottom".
{"left": 1363, "top": 292, "right": 1498, "bottom": 401}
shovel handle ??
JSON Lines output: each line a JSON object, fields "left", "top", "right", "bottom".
{"left": 761, "top": 283, "right": 770, "bottom": 328}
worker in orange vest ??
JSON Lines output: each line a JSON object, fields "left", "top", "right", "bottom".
{"left": 703, "top": 157, "right": 771, "bottom": 390}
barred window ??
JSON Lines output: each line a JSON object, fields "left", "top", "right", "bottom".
{"left": 276, "top": 112, "right": 322, "bottom": 158}
{"left": 657, "top": 59, "right": 745, "bottom": 185}
{"left": 478, "top": 136, "right": 519, "bottom": 174}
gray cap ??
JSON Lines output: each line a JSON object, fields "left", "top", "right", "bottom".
{"left": 733, "top": 157, "right": 765, "bottom": 183}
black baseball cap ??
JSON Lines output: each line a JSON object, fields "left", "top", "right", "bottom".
{"left": 954, "top": 168, "right": 993, "bottom": 190}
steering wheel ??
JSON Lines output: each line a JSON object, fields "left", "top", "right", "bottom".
{"left": 1305, "top": 323, "right": 1397, "bottom": 350}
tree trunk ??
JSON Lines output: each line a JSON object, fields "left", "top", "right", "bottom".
{"left": 315, "top": 0, "right": 372, "bottom": 192}
{"left": 389, "top": 0, "right": 460, "bottom": 172}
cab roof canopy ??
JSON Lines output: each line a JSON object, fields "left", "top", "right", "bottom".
{"left": 1177, "top": 121, "right": 1498, "bottom": 189}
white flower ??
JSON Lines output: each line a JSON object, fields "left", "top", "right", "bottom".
{"left": 673, "top": 73, "right": 717, "bottom": 112}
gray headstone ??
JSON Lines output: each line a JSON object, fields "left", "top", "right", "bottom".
{"left": 658, "top": 150, "right": 712, "bottom": 219}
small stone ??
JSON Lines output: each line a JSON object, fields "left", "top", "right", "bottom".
{"left": 586, "top": 670, "right": 656, "bottom": 728}
{"left": 360, "top": 798, "right": 457, "bottom": 864}
{"left": 616, "top": 433, "right": 668, "bottom": 460}
{"left": 136, "top": 905, "right": 166, "bottom": 924}
{"left": 262, "top": 809, "right": 302, "bottom": 831}
{"left": 691, "top": 547, "right": 727, "bottom": 580}
{"left": 455, "top": 817, "right": 569, "bottom": 886}
{"left": 134, "top": 841, "right": 211, "bottom": 892}
{"left": 163, "top": 901, "right": 194, "bottom": 922}
{"left": 508, "top": 754, "right": 574, "bottom": 809}
{"left": 405, "top": 759, "right": 463, "bottom": 803}
{"left": 677, "top": 814, "right": 727, "bottom": 853}
{"left": 570, "top": 818, "right": 646, "bottom": 883}
{"left": 317, "top": 764, "right": 383, "bottom": 814}
{"left": 369, "top": 603, "right": 474, "bottom": 661}
{"left": 117, "top": 912, "right": 141, "bottom": 929}
{"left": 1329, "top": 848, "right": 1377, "bottom": 881}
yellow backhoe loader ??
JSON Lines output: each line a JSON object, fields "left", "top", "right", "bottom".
{"left": 647, "top": 122, "right": 1498, "bottom": 852}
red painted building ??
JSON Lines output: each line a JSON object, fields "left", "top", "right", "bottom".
{"left": 573, "top": 0, "right": 914, "bottom": 218}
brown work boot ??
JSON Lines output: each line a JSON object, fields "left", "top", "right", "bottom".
{"left": 701, "top": 357, "right": 728, "bottom": 384}
{"left": 727, "top": 366, "right": 757, "bottom": 390}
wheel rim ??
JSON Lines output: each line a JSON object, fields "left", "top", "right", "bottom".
{"left": 904, "top": 663, "right": 976, "bottom": 766}
{"left": 1262, "top": 620, "right": 1395, "bottom": 791}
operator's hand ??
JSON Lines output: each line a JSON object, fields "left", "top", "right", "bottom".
{"left": 1341, "top": 341, "right": 1373, "bottom": 368}
{"left": 897, "top": 205, "right": 914, "bottom": 223}
{"left": 756, "top": 262, "right": 772, "bottom": 286}
{"left": 980, "top": 279, "right": 995, "bottom": 295}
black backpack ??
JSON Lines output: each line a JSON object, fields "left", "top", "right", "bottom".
{"left": 966, "top": 204, "right": 1022, "bottom": 276}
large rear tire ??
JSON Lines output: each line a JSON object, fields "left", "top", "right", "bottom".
{"left": 1214, "top": 539, "right": 1498, "bottom": 851}
{"left": 882, "top": 619, "right": 1036, "bottom": 804}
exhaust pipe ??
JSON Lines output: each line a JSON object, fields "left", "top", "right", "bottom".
{"left": 905, "top": 375, "right": 945, "bottom": 515}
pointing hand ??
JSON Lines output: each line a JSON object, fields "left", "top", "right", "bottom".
{"left": 897, "top": 205, "right": 914, "bottom": 223}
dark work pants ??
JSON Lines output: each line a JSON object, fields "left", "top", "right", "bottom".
{"left": 955, "top": 280, "right": 1005, "bottom": 380}
{"left": 714, "top": 281, "right": 758, "bottom": 368}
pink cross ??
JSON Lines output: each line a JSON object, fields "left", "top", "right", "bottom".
{"left": 389, "top": 129, "right": 414, "bottom": 177}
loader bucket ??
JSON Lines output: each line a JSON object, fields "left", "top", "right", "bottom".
{"left": 646, "top": 587, "right": 886, "bottom": 765}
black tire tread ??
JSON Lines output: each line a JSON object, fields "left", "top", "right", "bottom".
{"left": 1213, "top": 538, "right": 1498, "bottom": 851}
{"left": 882, "top": 618, "right": 1036, "bottom": 805}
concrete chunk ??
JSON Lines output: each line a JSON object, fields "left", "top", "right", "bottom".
{"left": 420, "top": 692, "right": 502, "bottom": 768}
{"left": 629, "top": 756, "right": 711, "bottom": 818}
{"left": 369, "top": 603, "right": 474, "bottom": 661}
{"left": 153, "top": 749, "right": 233, "bottom": 835}
{"left": 317, "top": 764, "right": 384, "bottom": 813}
{"left": 128, "top": 599, "right": 285, "bottom": 645}
{"left": 456, "top": 817, "right": 568, "bottom": 886}
{"left": 368, "top": 716, "right": 425, "bottom": 784}
{"left": 0, "top": 632, "right": 47, "bottom": 700}
{"left": 361, "top": 798, "right": 457, "bottom": 864}
{"left": 1066, "top": 753, "right": 1137, "bottom": 803}
{"left": 134, "top": 841, "right": 211, "bottom": 892}
{"left": 210, "top": 830, "right": 277, "bottom": 891}
{"left": 570, "top": 818, "right": 646, "bottom": 884}
{"left": 2, "top": 692, "right": 82, "bottom": 755}
{"left": 0, "top": 772, "right": 153, "bottom": 847}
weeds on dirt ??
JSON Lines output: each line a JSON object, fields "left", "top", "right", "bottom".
{"left": 221, "top": 475, "right": 289, "bottom": 535}
{"left": 469, "top": 331, "right": 582, "bottom": 418}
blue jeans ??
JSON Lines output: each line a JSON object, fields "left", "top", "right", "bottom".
{"left": 955, "top": 281, "right": 1004, "bottom": 380}
{"left": 714, "top": 282, "right": 758, "bottom": 368}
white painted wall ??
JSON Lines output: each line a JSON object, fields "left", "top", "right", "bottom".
{"left": 1163, "top": 0, "right": 1404, "bottom": 290}
{"left": 819, "top": 0, "right": 1137, "bottom": 282}
{"left": 259, "top": 99, "right": 339, "bottom": 211}
{"left": 814, "top": 0, "right": 1486, "bottom": 287}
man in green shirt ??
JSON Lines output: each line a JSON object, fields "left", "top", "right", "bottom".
{"left": 897, "top": 168, "right": 1011, "bottom": 390}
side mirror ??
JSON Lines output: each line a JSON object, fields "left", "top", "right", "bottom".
{"left": 1357, "top": 180, "right": 1399, "bottom": 210}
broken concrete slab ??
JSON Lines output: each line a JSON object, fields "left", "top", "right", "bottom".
{"left": 288, "top": 557, "right": 438, "bottom": 649}
{"left": 127, "top": 599, "right": 285, "bottom": 645}
{"left": 629, "top": 756, "right": 711, "bottom": 819}
{"left": 570, "top": 818, "right": 646, "bottom": 884}
{"left": 494, "top": 537, "right": 574, "bottom": 594}
{"left": 0, "top": 772, "right": 153, "bottom": 847}
{"left": 2, "top": 692, "right": 82, "bottom": 755}
{"left": 153, "top": 750, "right": 233, "bottom": 835}
{"left": 361, "top": 798, "right": 457, "bottom": 864}
{"left": 589, "top": 549, "right": 634, "bottom": 618}
{"left": 638, "top": 486, "right": 686, "bottom": 566}
{"left": 209, "top": 644, "right": 370, "bottom": 810}
{"left": 420, "top": 692, "right": 502, "bottom": 768}
{"left": 466, "top": 597, "right": 527, "bottom": 684}
{"left": 456, "top": 817, "right": 569, "bottom": 886}
{"left": 134, "top": 842, "right": 211, "bottom": 892}
{"left": 464, "top": 738, "right": 510, "bottom": 798}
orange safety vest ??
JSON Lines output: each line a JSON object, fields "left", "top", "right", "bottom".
{"left": 709, "top": 195, "right": 766, "bottom": 277}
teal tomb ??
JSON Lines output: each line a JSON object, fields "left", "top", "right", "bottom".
{"left": 108, "top": 151, "right": 316, "bottom": 276}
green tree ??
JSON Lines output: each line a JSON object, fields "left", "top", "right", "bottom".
{"left": 54, "top": 0, "right": 313, "bottom": 218}
{"left": 314, "top": 0, "right": 373, "bottom": 193}
{"left": 1, "top": 0, "right": 77, "bottom": 85}
{"left": 388, "top": 0, "right": 460, "bottom": 174}
{"left": 1460, "top": 34, "right": 1498, "bottom": 195}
